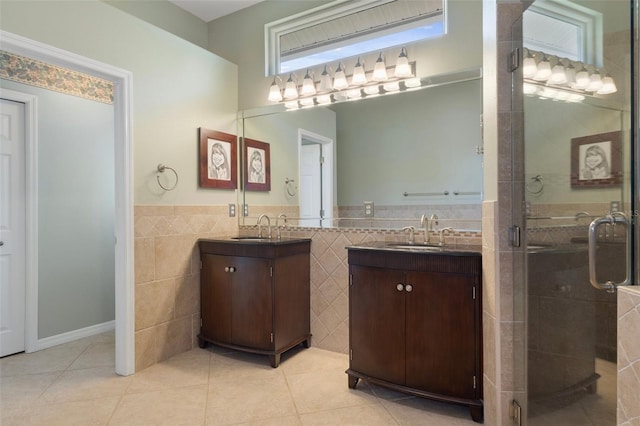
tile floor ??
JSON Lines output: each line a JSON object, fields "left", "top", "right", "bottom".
{"left": 1, "top": 332, "right": 478, "bottom": 425}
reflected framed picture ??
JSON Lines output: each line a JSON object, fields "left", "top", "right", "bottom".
{"left": 571, "top": 131, "right": 622, "bottom": 189}
{"left": 244, "top": 137, "right": 270, "bottom": 191}
{"left": 199, "top": 128, "right": 237, "bottom": 189}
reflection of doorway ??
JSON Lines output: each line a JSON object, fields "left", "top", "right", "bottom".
{"left": 298, "top": 129, "right": 333, "bottom": 227}
{"left": 1, "top": 32, "right": 134, "bottom": 375}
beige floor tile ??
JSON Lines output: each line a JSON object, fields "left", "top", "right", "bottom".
{"left": 41, "top": 366, "right": 132, "bottom": 404}
{"left": 208, "top": 350, "right": 282, "bottom": 380}
{"left": 109, "top": 385, "right": 207, "bottom": 425}
{"left": 8, "top": 396, "right": 120, "bottom": 426}
{"left": 127, "top": 348, "right": 211, "bottom": 394}
{"left": 68, "top": 342, "right": 116, "bottom": 370}
{"left": 206, "top": 374, "right": 296, "bottom": 425}
{"left": 0, "top": 339, "right": 90, "bottom": 376}
{"left": 235, "top": 415, "right": 301, "bottom": 426}
{"left": 381, "top": 397, "right": 478, "bottom": 425}
{"left": 279, "top": 347, "right": 348, "bottom": 377}
{"left": 299, "top": 404, "right": 399, "bottom": 425}
{"left": 0, "top": 371, "right": 61, "bottom": 409}
{"left": 286, "top": 369, "right": 378, "bottom": 414}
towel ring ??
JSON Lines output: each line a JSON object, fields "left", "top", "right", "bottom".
{"left": 157, "top": 164, "right": 178, "bottom": 191}
{"left": 285, "top": 178, "right": 297, "bottom": 196}
{"left": 526, "top": 174, "right": 544, "bottom": 194}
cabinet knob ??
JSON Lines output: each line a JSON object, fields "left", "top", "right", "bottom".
{"left": 396, "top": 283, "right": 404, "bottom": 291}
{"left": 224, "top": 266, "right": 236, "bottom": 273}
{"left": 405, "top": 284, "right": 413, "bottom": 293}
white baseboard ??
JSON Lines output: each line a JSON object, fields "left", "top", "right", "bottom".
{"left": 30, "top": 321, "right": 116, "bottom": 353}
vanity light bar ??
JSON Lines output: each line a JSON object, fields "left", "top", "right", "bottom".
{"left": 275, "top": 62, "right": 418, "bottom": 110}
{"left": 522, "top": 48, "right": 617, "bottom": 102}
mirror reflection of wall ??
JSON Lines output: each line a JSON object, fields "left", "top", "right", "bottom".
{"left": 240, "top": 77, "right": 483, "bottom": 230}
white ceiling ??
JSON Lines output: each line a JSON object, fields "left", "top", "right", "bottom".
{"left": 168, "top": 0, "right": 264, "bottom": 22}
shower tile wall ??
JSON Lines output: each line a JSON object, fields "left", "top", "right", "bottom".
{"left": 617, "top": 286, "right": 640, "bottom": 425}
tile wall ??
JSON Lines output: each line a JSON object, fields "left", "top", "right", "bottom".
{"left": 133, "top": 204, "right": 482, "bottom": 371}
{"left": 617, "top": 286, "right": 640, "bottom": 425}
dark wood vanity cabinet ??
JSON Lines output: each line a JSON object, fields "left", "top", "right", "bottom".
{"left": 198, "top": 239, "right": 311, "bottom": 367}
{"left": 347, "top": 248, "right": 483, "bottom": 422}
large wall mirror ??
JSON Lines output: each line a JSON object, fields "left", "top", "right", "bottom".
{"left": 238, "top": 68, "right": 484, "bottom": 231}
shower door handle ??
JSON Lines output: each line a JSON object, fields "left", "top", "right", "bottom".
{"left": 588, "top": 213, "right": 631, "bottom": 293}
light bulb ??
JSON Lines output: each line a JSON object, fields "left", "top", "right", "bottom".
{"left": 394, "top": 48, "right": 411, "bottom": 78}
{"left": 283, "top": 74, "right": 298, "bottom": 99}
{"left": 564, "top": 64, "right": 576, "bottom": 86}
{"left": 351, "top": 58, "right": 367, "bottom": 85}
{"left": 267, "top": 78, "right": 282, "bottom": 102}
{"left": 333, "top": 63, "right": 348, "bottom": 90}
{"left": 586, "top": 71, "right": 603, "bottom": 92}
{"left": 382, "top": 81, "right": 400, "bottom": 92}
{"left": 522, "top": 56, "right": 537, "bottom": 79}
{"left": 548, "top": 61, "right": 567, "bottom": 85}
{"left": 364, "top": 85, "right": 380, "bottom": 95}
{"left": 533, "top": 56, "right": 551, "bottom": 81}
{"left": 301, "top": 70, "right": 316, "bottom": 96}
{"left": 347, "top": 89, "right": 362, "bottom": 99}
{"left": 318, "top": 66, "right": 332, "bottom": 92}
{"left": 573, "top": 67, "right": 590, "bottom": 89}
{"left": 372, "top": 53, "right": 388, "bottom": 81}
{"left": 597, "top": 76, "right": 617, "bottom": 94}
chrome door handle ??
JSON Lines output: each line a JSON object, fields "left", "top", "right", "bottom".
{"left": 588, "top": 213, "right": 631, "bottom": 293}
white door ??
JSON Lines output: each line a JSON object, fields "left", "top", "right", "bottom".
{"left": 300, "top": 143, "right": 322, "bottom": 227}
{"left": 0, "top": 98, "right": 26, "bottom": 357}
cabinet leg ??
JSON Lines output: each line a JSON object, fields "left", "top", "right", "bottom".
{"left": 469, "top": 406, "right": 483, "bottom": 423}
{"left": 303, "top": 336, "right": 312, "bottom": 348}
{"left": 269, "top": 354, "right": 281, "bottom": 368}
{"left": 348, "top": 374, "right": 359, "bottom": 389}
{"left": 197, "top": 336, "right": 207, "bottom": 349}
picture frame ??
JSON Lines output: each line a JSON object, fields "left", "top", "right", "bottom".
{"left": 199, "top": 128, "right": 237, "bottom": 189}
{"left": 571, "top": 131, "right": 622, "bottom": 189}
{"left": 244, "top": 137, "right": 271, "bottom": 191}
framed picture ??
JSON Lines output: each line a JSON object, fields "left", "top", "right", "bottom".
{"left": 199, "top": 128, "right": 237, "bottom": 189}
{"left": 244, "top": 137, "right": 270, "bottom": 191}
{"left": 571, "top": 131, "right": 622, "bottom": 189}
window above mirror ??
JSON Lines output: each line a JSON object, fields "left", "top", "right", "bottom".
{"left": 265, "top": 0, "right": 446, "bottom": 75}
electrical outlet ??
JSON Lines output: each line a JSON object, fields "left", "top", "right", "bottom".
{"left": 610, "top": 201, "right": 620, "bottom": 213}
{"left": 228, "top": 204, "right": 236, "bottom": 217}
{"left": 243, "top": 204, "right": 249, "bottom": 216}
{"left": 364, "top": 201, "right": 374, "bottom": 217}
{"left": 524, "top": 201, "right": 531, "bottom": 217}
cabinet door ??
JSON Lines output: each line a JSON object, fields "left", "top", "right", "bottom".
{"left": 350, "top": 265, "right": 405, "bottom": 384}
{"left": 405, "top": 271, "right": 478, "bottom": 399}
{"left": 201, "top": 254, "right": 232, "bottom": 343}
{"left": 230, "top": 256, "right": 273, "bottom": 350}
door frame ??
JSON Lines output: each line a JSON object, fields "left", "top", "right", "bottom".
{"left": 298, "top": 129, "right": 334, "bottom": 226}
{"left": 0, "top": 31, "right": 135, "bottom": 376}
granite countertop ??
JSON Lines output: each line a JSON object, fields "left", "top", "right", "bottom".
{"left": 346, "top": 241, "right": 482, "bottom": 256}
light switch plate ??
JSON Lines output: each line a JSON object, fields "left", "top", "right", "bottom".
{"left": 243, "top": 204, "right": 249, "bottom": 216}
{"left": 610, "top": 201, "right": 620, "bottom": 213}
{"left": 228, "top": 204, "right": 236, "bottom": 217}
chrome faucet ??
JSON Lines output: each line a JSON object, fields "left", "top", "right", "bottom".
{"left": 420, "top": 214, "right": 430, "bottom": 244}
{"left": 438, "top": 227, "right": 454, "bottom": 246}
{"left": 257, "top": 214, "right": 271, "bottom": 239}
{"left": 276, "top": 213, "right": 288, "bottom": 239}
{"left": 402, "top": 226, "right": 415, "bottom": 244}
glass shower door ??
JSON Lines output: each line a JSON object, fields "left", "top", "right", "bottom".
{"left": 519, "top": 0, "right": 635, "bottom": 424}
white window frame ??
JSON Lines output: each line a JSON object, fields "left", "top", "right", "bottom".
{"left": 524, "top": 0, "right": 603, "bottom": 66}
{"left": 264, "top": 0, "right": 445, "bottom": 76}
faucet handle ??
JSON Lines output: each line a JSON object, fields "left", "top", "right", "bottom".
{"left": 438, "top": 227, "right": 454, "bottom": 246}
{"left": 402, "top": 226, "right": 416, "bottom": 244}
